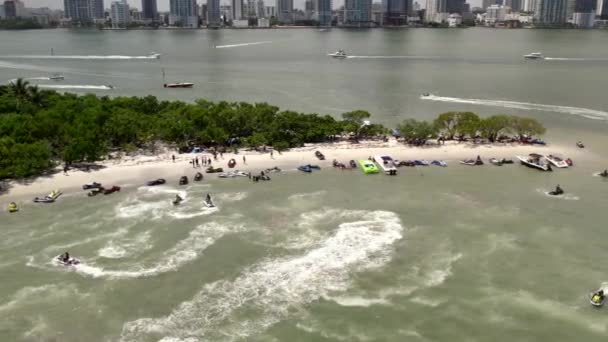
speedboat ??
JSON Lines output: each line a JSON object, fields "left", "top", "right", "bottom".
{"left": 49, "top": 74, "right": 64, "bottom": 80}
{"left": 516, "top": 154, "right": 552, "bottom": 171}
{"left": 8, "top": 202, "right": 18, "bottom": 213}
{"left": 328, "top": 50, "right": 347, "bottom": 58}
{"left": 358, "top": 160, "right": 379, "bottom": 174}
{"left": 82, "top": 182, "right": 102, "bottom": 190}
{"left": 374, "top": 156, "right": 398, "bottom": 175}
{"left": 164, "top": 82, "right": 194, "bottom": 88}
{"left": 524, "top": 52, "right": 544, "bottom": 60}
{"left": 146, "top": 178, "right": 166, "bottom": 186}
{"left": 179, "top": 176, "right": 189, "bottom": 185}
{"left": 545, "top": 155, "right": 569, "bottom": 168}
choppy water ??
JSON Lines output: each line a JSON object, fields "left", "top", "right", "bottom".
{"left": 2, "top": 28, "right": 608, "bottom": 341}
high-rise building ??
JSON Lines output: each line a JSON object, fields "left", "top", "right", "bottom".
{"left": 265, "top": 5, "right": 275, "bottom": 17}
{"left": 256, "top": 0, "right": 265, "bottom": 18}
{"left": 446, "top": 0, "right": 465, "bottom": 14}
{"left": 575, "top": 0, "right": 596, "bottom": 12}
{"left": 206, "top": 0, "right": 220, "bottom": 26}
{"left": 503, "top": 0, "right": 522, "bottom": 11}
{"left": 383, "top": 0, "right": 412, "bottom": 25}
{"left": 344, "top": 0, "right": 372, "bottom": 26}
{"left": 305, "top": 0, "right": 314, "bottom": 19}
{"left": 93, "top": 0, "right": 104, "bottom": 19}
{"left": 523, "top": 0, "right": 536, "bottom": 11}
{"left": 169, "top": 0, "right": 198, "bottom": 27}
{"left": 142, "top": 0, "right": 158, "bottom": 21}
{"left": 602, "top": 0, "right": 608, "bottom": 18}
{"left": 535, "top": 0, "right": 568, "bottom": 24}
{"left": 573, "top": 0, "right": 596, "bottom": 27}
{"left": 64, "top": 0, "right": 95, "bottom": 22}
{"left": 318, "top": 0, "right": 332, "bottom": 25}
{"left": 3, "top": 0, "right": 16, "bottom": 17}
{"left": 232, "top": 0, "right": 243, "bottom": 19}
{"left": 277, "top": 0, "right": 293, "bottom": 23}
{"left": 110, "top": 0, "right": 129, "bottom": 27}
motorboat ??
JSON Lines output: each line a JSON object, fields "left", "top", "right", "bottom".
{"left": 8, "top": 202, "right": 18, "bottom": 213}
{"left": 431, "top": 160, "right": 447, "bottom": 167}
{"left": 179, "top": 176, "right": 189, "bottom": 185}
{"left": 34, "top": 190, "right": 62, "bottom": 203}
{"left": 524, "top": 52, "right": 544, "bottom": 60}
{"left": 328, "top": 50, "right": 347, "bottom": 58}
{"left": 149, "top": 52, "right": 161, "bottom": 59}
{"left": 164, "top": 82, "right": 194, "bottom": 88}
{"left": 103, "top": 186, "right": 120, "bottom": 195}
{"left": 374, "top": 156, "right": 398, "bottom": 175}
{"left": 545, "top": 155, "right": 570, "bottom": 168}
{"left": 590, "top": 290, "right": 605, "bottom": 307}
{"left": 358, "top": 160, "right": 379, "bottom": 174}
{"left": 49, "top": 74, "right": 65, "bottom": 80}
{"left": 576, "top": 141, "right": 585, "bottom": 148}
{"left": 516, "top": 154, "right": 552, "bottom": 171}
{"left": 194, "top": 172, "right": 203, "bottom": 181}
{"left": 146, "top": 178, "right": 166, "bottom": 186}
{"left": 315, "top": 151, "right": 326, "bottom": 160}
{"left": 82, "top": 182, "right": 102, "bottom": 190}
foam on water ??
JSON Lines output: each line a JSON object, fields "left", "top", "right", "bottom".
{"left": 75, "top": 222, "right": 241, "bottom": 279}
{"left": 288, "top": 190, "right": 327, "bottom": 201}
{"left": 214, "top": 192, "right": 248, "bottom": 202}
{"left": 0, "top": 284, "right": 83, "bottom": 313}
{"left": 120, "top": 210, "right": 403, "bottom": 341}
{"left": 327, "top": 295, "right": 389, "bottom": 307}
{"left": 424, "top": 252, "right": 462, "bottom": 287}
{"left": 37, "top": 84, "right": 113, "bottom": 90}
{"left": 537, "top": 189, "right": 580, "bottom": 201}
{"left": 98, "top": 231, "right": 152, "bottom": 259}
{"left": 215, "top": 41, "right": 272, "bottom": 49}
{"left": 410, "top": 296, "right": 445, "bottom": 307}
{"left": 421, "top": 95, "right": 608, "bottom": 120}
{"left": 0, "top": 54, "right": 160, "bottom": 60}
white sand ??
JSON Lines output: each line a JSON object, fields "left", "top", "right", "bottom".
{"left": 2, "top": 139, "right": 587, "bottom": 203}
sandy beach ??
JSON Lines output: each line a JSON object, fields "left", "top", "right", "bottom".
{"left": 1, "top": 139, "right": 590, "bottom": 203}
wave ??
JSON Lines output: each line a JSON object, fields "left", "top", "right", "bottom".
{"left": 215, "top": 41, "right": 272, "bottom": 49}
{"left": 98, "top": 230, "right": 152, "bottom": 259}
{"left": 75, "top": 221, "right": 241, "bottom": 279}
{"left": 327, "top": 295, "right": 389, "bottom": 307}
{"left": 37, "top": 84, "right": 113, "bottom": 90}
{"left": 421, "top": 95, "right": 608, "bottom": 120}
{"left": 288, "top": 190, "right": 327, "bottom": 200}
{"left": 0, "top": 54, "right": 160, "bottom": 60}
{"left": 424, "top": 252, "right": 462, "bottom": 287}
{"left": 0, "top": 283, "right": 83, "bottom": 313}
{"left": 120, "top": 210, "right": 404, "bottom": 341}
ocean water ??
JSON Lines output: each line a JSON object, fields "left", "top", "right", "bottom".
{"left": 1, "top": 28, "right": 608, "bottom": 341}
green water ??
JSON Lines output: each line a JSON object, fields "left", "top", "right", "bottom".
{"left": 1, "top": 28, "right": 608, "bottom": 341}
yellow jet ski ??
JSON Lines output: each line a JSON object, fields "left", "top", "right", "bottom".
{"left": 8, "top": 202, "right": 18, "bottom": 213}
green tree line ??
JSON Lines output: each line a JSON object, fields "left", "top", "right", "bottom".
{"left": 0, "top": 80, "right": 546, "bottom": 179}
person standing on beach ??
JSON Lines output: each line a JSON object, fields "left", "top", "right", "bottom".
{"left": 243, "top": 156, "right": 246, "bottom": 164}
{"left": 270, "top": 151, "right": 274, "bottom": 159}
{"left": 63, "top": 164, "right": 68, "bottom": 175}
{"left": 195, "top": 157, "right": 199, "bottom": 167}
{"left": 172, "top": 155, "right": 175, "bottom": 163}
{"left": 192, "top": 158, "right": 196, "bottom": 168}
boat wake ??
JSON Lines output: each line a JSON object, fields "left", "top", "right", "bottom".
{"left": 37, "top": 84, "right": 113, "bottom": 90}
{"left": 97, "top": 231, "right": 153, "bottom": 259}
{"left": 0, "top": 54, "right": 160, "bottom": 60}
{"left": 544, "top": 57, "right": 608, "bottom": 61}
{"left": 537, "top": 189, "right": 580, "bottom": 201}
{"left": 120, "top": 210, "right": 404, "bottom": 341}
{"left": 347, "top": 55, "right": 439, "bottom": 60}
{"left": 421, "top": 95, "right": 608, "bottom": 120}
{"left": 215, "top": 41, "right": 272, "bottom": 49}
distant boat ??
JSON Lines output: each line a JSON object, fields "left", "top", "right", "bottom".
{"left": 516, "top": 154, "right": 552, "bottom": 171}
{"left": 162, "top": 68, "right": 193, "bottom": 88}
{"left": 328, "top": 49, "right": 347, "bottom": 58}
{"left": 49, "top": 74, "right": 64, "bottom": 80}
{"left": 149, "top": 52, "right": 161, "bottom": 59}
{"left": 524, "top": 52, "right": 544, "bottom": 60}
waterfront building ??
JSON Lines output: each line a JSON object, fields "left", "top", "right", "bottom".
{"left": 486, "top": 4, "right": 510, "bottom": 24}
{"left": 64, "top": 0, "right": 95, "bottom": 22}
{"left": 344, "top": 0, "right": 372, "bottom": 26}
{"left": 206, "top": 0, "right": 220, "bottom": 26}
{"left": 534, "top": 0, "right": 568, "bottom": 25}
{"left": 169, "top": 0, "right": 198, "bottom": 27}
{"left": 573, "top": 0, "right": 596, "bottom": 27}
{"left": 232, "top": 0, "right": 243, "bottom": 20}
{"left": 383, "top": 0, "right": 412, "bottom": 25}
{"left": 318, "top": 0, "right": 332, "bottom": 25}
{"left": 141, "top": 0, "right": 158, "bottom": 21}
{"left": 523, "top": 0, "right": 537, "bottom": 12}
{"left": 110, "top": 0, "right": 129, "bottom": 27}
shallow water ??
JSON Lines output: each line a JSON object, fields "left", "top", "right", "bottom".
{"left": 2, "top": 28, "right": 608, "bottom": 341}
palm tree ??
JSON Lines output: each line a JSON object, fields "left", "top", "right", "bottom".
{"left": 27, "top": 85, "right": 46, "bottom": 107}
{"left": 9, "top": 78, "right": 30, "bottom": 112}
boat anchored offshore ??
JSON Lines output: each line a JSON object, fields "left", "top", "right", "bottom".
{"left": 328, "top": 49, "right": 348, "bottom": 58}
{"left": 524, "top": 52, "right": 544, "bottom": 60}
{"left": 49, "top": 74, "right": 64, "bottom": 80}
{"left": 162, "top": 68, "right": 193, "bottom": 88}
{"left": 516, "top": 154, "right": 552, "bottom": 171}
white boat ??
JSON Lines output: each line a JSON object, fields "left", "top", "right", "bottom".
{"left": 328, "top": 50, "right": 347, "bottom": 58}
{"left": 164, "top": 82, "right": 193, "bottom": 88}
{"left": 524, "top": 52, "right": 544, "bottom": 60}
{"left": 149, "top": 52, "right": 161, "bottom": 59}
{"left": 49, "top": 74, "right": 64, "bottom": 80}
{"left": 373, "top": 155, "right": 398, "bottom": 175}
{"left": 544, "top": 154, "right": 570, "bottom": 168}
{"left": 516, "top": 154, "right": 552, "bottom": 171}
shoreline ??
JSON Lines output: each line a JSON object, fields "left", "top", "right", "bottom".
{"left": 0, "top": 139, "right": 589, "bottom": 204}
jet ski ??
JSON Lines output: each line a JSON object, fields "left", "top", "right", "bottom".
{"left": 576, "top": 141, "right": 585, "bottom": 148}
{"left": 103, "top": 186, "right": 121, "bottom": 195}
{"left": 194, "top": 172, "right": 203, "bottom": 181}
{"left": 431, "top": 160, "right": 447, "bottom": 167}
{"left": 414, "top": 160, "right": 430, "bottom": 166}
{"left": 82, "top": 182, "right": 102, "bottom": 190}
{"left": 146, "top": 178, "right": 166, "bottom": 186}
{"left": 590, "top": 290, "right": 605, "bottom": 307}
{"left": 8, "top": 202, "right": 18, "bottom": 213}
{"left": 598, "top": 170, "right": 608, "bottom": 178}
{"left": 315, "top": 151, "right": 325, "bottom": 160}
{"left": 349, "top": 160, "right": 357, "bottom": 168}
{"left": 88, "top": 188, "right": 104, "bottom": 197}
{"left": 56, "top": 254, "right": 80, "bottom": 266}
{"left": 204, "top": 195, "right": 215, "bottom": 208}
{"left": 179, "top": 176, "right": 188, "bottom": 185}
{"left": 548, "top": 187, "right": 564, "bottom": 196}
{"left": 298, "top": 165, "right": 312, "bottom": 173}
{"left": 172, "top": 195, "right": 183, "bottom": 206}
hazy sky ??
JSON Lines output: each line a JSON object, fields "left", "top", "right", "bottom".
{"left": 20, "top": 0, "right": 483, "bottom": 12}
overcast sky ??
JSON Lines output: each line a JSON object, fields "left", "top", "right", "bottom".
{"left": 20, "top": 0, "right": 483, "bottom": 12}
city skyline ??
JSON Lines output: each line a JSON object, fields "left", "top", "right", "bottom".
{"left": 12, "top": 0, "right": 487, "bottom": 12}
